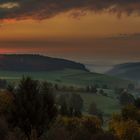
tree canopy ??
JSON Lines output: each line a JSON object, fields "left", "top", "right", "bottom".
{"left": 7, "top": 77, "right": 57, "bottom": 140}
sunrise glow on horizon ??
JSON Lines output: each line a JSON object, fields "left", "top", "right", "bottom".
{"left": 0, "top": 0, "right": 140, "bottom": 64}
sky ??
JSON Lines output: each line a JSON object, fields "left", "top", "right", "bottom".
{"left": 0, "top": 0, "right": 140, "bottom": 71}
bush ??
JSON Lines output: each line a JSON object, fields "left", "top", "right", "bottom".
{"left": 47, "top": 116, "right": 103, "bottom": 140}
{"left": 88, "top": 102, "right": 103, "bottom": 123}
{"left": 119, "top": 91, "right": 135, "bottom": 106}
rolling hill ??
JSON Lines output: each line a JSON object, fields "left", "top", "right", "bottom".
{"left": 0, "top": 54, "right": 88, "bottom": 72}
{"left": 106, "top": 62, "right": 140, "bottom": 81}
{"left": 0, "top": 54, "right": 132, "bottom": 121}
{"left": 0, "top": 54, "right": 131, "bottom": 89}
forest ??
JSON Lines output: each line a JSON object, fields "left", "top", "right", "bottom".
{"left": 0, "top": 76, "right": 139, "bottom": 140}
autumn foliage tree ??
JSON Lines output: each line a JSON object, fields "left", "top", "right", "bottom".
{"left": 47, "top": 116, "right": 103, "bottom": 140}
{"left": 110, "top": 105, "right": 140, "bottom": 140}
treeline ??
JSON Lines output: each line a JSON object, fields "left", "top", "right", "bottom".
{"left": 53, "top": 83, "right": 109, "bottom": 93}
{"left": 53, "top": 82, "right": 135, "bottom": 95}
{"left": 0, "top": 77, "right": 139, "bottom": 140}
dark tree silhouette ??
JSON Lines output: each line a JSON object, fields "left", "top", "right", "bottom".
{"left": 7, "top": 77, "right": 57, "bottom": 140}
{"left": 86, "top": 86, "right": 90, "bottom": 92}
{"left": 119, "top": 91, "right": 135, "bottom": 106}
{"left": 102, "top": 84, "right": 108, "bottom": 89}
{"left": 135, "top": 98, "right": 140, "bottom": 109}
{"left": 68, "top": 93, "right": 83, "bottom": 117}
{"left": 128, "top": 83, "right": 135, "bottom": 91}
{"left": 58, "top": 93, "right": 83, "bottom": 117}
{"left": 0, "top": 79, "right": 7, "bottom": 89}
{"left": 57, "top": 94, "right": 69, "bottom": 116}
{"left": 88, "top": 101, "right": 103, "bottom": 123}
{"left": 91, "top": 86, "right": 97, "bottom": 94}
{"left": 0, "top": 118, "right": 8, "bottom": 140}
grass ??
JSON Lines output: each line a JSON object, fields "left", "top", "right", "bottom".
{"left": 57, "top": 89, "right": 121, "bottom": 124}
{"left": 0, "top": 69, "right": 126, "bottom": 123}
{"left": 0, "top": 69, "right": 130, "bottom": 89}
{"left": 80, "top": 91, "right": 121, "bottom": 117}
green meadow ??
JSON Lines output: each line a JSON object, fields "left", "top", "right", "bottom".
{"left": 0, "top": 68, "right": 130, "bottom": 120}
{"left": 0, "top": 69, "right": 130, "bottom": 89}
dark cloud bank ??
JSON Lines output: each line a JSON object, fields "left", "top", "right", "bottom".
{"left": 0, "top": 0, "right": 140, "bottom": 20}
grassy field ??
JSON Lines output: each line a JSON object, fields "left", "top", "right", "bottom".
{"left": 80, "top": 91, "right": 120, "bottom": 117}
{"left": 0, "top": 69, "right": 131, "bottom": 89}
{"left": 0, "top": 69, "right": 128, "bottom": 124}
{"left": 57, "top": 89, "right": 121, "bottom": 124}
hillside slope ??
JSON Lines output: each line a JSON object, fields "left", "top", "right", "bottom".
{"left": 0, "top": 54, "right": 88, "bottom": 72}
{"left": 0, "top": 69, "right": 130, "bottom": 89}
{"left": 106, "top": 62, "right": 140, "bottom": 80}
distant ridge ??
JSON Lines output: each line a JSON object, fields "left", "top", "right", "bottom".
{"left": 0, "top": 54, "right": 89, "bottom": 72}
{"left": 106, "top": 62, "right": 140, "bottom": 80}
